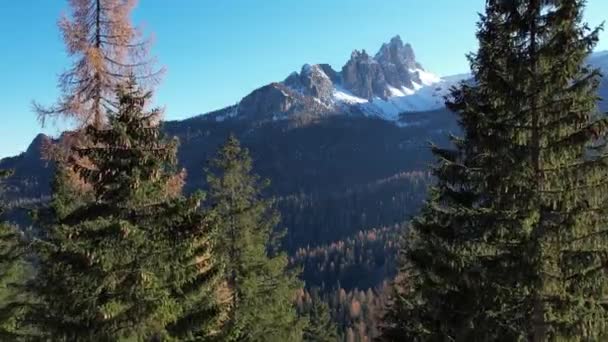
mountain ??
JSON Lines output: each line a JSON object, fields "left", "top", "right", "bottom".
{"left": 0, "top": 133, "right": 53, "bottom": 200}
{"left": 2, "top": 38, "right": 608, "bottom": 253}
{"left": 206, "top": 35, "right": 465, "bottom": 124}
{"left": 164, "top": 108, "right": 455, "bottom": 250}
{"left": 589, "top": 51, "right": 608, "bottom": 111}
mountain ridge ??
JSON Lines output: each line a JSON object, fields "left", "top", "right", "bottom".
{"left": 201, "top": 35, "right": 465, "bottom": 125}
{"left": 201, "top": 41, "right": 608, "bottom": 126}
{"left": 2, "top": 40, "right": 608, "bottom": 251}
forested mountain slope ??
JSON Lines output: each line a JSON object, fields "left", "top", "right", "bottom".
{"left": 2, "top": 39, "right": 606, "bottom": 256}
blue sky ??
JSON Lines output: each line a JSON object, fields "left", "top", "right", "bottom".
{"left": 1, "top": 0, "right": 607, "bottom": 158}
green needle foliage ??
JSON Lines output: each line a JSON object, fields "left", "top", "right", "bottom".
{"left": 207, "top": 135, "right": 306, "bottom": 342}
{"left": 382, "top": 0, "right": 608, "bottom": 340}
{"left": 0, "top": 170, "right": 29, "bottom": 340}
{"left": 302, "top": 293, "right": 337, "bottom": 342}
{"left": 29, "top": 80, "right": 220, "bottom": 341}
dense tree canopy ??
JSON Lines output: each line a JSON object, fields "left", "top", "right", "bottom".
{"left": 29, "top": 80, "right": 220, "bottom": 340}
{"left": 382, "top": 0, "right": 608, "bottom": 340}
{"left": 0, "top": 170, "right": 29, "bottom": 340}
{"left": 207, "top": 135, "right": 306, "bottom": 341}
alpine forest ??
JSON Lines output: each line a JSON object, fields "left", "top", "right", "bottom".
{"left": 2, "top": 0, "right": 608, "bottom": 341}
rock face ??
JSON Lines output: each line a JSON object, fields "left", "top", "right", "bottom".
{"left": 375, "top": 35, "right": 422, "bottom": 90}
{"left": 237, "top": 83, "right": 297, "bottom": 119}
{"left": 340, "top": 35, "right": 430, "bottom": 99}
{"left": 25, "top": 133, "right": 50, "bottom": 156}
{"left": 376, "top": 36, "right": 419, "bottom": 69}
{"left": 341, "top": 50, "right": 389, "bottom": 99}
{"left": 317, "top": 64, "right": 341, "bottom": 84}
{"left": 205, "top": 35, "right": 457, "bottom": 124}
{"left": 285, "top": 64, "right": 335, "bottom": 102}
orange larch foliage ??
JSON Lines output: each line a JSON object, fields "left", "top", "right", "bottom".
{"left": 34, "top": 0, "right": 163, "bottom": 129}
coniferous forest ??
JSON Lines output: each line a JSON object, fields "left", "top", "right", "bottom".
{"left": 2, "top": 0, "right": 608, "bottom": 340}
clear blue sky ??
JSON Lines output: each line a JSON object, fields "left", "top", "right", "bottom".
{"left": 1, "top": 0, "right": 607, "bottom": 158}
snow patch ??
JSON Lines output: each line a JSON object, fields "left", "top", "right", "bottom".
{"left": 387, "top": 86, "right": 406, "bottom": 97}
{"left": 331, "top": 73, "right": 466, "bottom": 121}
{"left": 400, "top": 86, "right": 415, "bottom": 95}
{"left": 416, "top": 69, "right": 442, "bottom": 86}
{"left": 411, "top": 82, "right": 423, "bottom": 91}
{"left": 359, "top": 90, "right": 444, "bottom": 120}
{"left": 302, "top": 64, "right": 331, "bottom": 79}
{"left": 332, "top": 88, "right": 368, "bottom": 104}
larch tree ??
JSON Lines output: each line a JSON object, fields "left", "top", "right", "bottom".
{"left": 206, "top": 135, "right": 306, "bottom": 342}
{"left": 34, "top": 0, "right": 163, "bottom": 129}
{"left": 29, "top": 80, "right": 220, "bottom": 340}
{"left": 381, "top": 0, "right": 608, "bottom": 340}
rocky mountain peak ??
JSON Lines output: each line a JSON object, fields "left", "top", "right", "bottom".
{"left": 25, "top": 133, "right": 50, "bottom": 156}
{"left": 237, "top": 83, "right": 298, "bottom": 120}
{"left": 374, "top": 35, "right": 423, "bottom": 90}
{"left": 375, "top": 35, "right": 419, "bottom": 69}
{"left": 216, "top": 36, "right": 451, "bottom": 124}
{"left": 341, "top": 49, "right": 387, "bottom": 99}
{"left": 284, "top": 64, "right": 338, "bottom": 102}
{"left": 350, "top": 49, "right": 373, "bottom": 61}
{"left": 340, "top": 36, "right": 427, "bottom": 99}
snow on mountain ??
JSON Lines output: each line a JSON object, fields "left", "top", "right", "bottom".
{"left": 204, "top": 42, "right": 608, "bottom": 126}
{"left": 322, "top": 36, "right": 470, "bottom": 119}
{"left": 197, "top": 36, "right": 470, "bottom": 125}
{"left": 197, "top": 44, "right": 608, "bottom": 127}
{"left": 279, "top": 35, "right": 468, "bottom": 122}
{"left": 331, "top": 67, "right": 465, "bottom": 120}
{"left": 343, "top": 49, "right": 608, "bottom": 119}
{"left": 416, "top": 68, "right": 443, "bottom": 86}
{"left": 332, "top": 87, "right": 368, "bottom": 105}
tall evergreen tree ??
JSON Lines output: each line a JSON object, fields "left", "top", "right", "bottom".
{"left": 381, "top": 0, "right": 608, "bottom": 340}
{"left": 302, "top": 293, "right": 338, "bottom": 342}
{"left": 206, "top": 135, "right": 306, "bottom": 342}
{"left": 29, "top": 80, "right": 220, "bottom": 341}
{"left": 0, "top": 170, "right": 29, "bottom": 340}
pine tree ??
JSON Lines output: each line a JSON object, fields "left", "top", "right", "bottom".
{"left": 0, "top": 170, "right": 29, "bottom": 340}
{"left": 34, "top": 0, "right": 163, "bottom": 129}
{"left": 381, "top": 0, "right": 608, "bottom": 340}
{"left": 206, "top": 135, "right": 306, "bottom": 341}
{"left": 29, "top": 80, "right": 219, "bottom": 340}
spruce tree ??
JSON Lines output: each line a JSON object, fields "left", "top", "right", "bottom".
{"left": 0, "top": 170, "right": 29, "bottom": 340}
{"left": 29, "top": 80, "right": 220, "bottom": 341}
{"left": 302, "top": 293, "right": 337, "bottom": 342}
{"left": 382, "top": 0, "right": 608, "bottom": 340}
{"left": 206, "top": 135, "right": 306, "bottom": 341}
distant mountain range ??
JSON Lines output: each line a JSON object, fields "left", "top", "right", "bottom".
{"left": 200, "top": 35, "right": 467, "bottom": 125}
{"left": 2, "top": 37, "right": 608, "bottom": 252}
{"left": 193, "top": 35, "right": 608, "bottom": 126}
